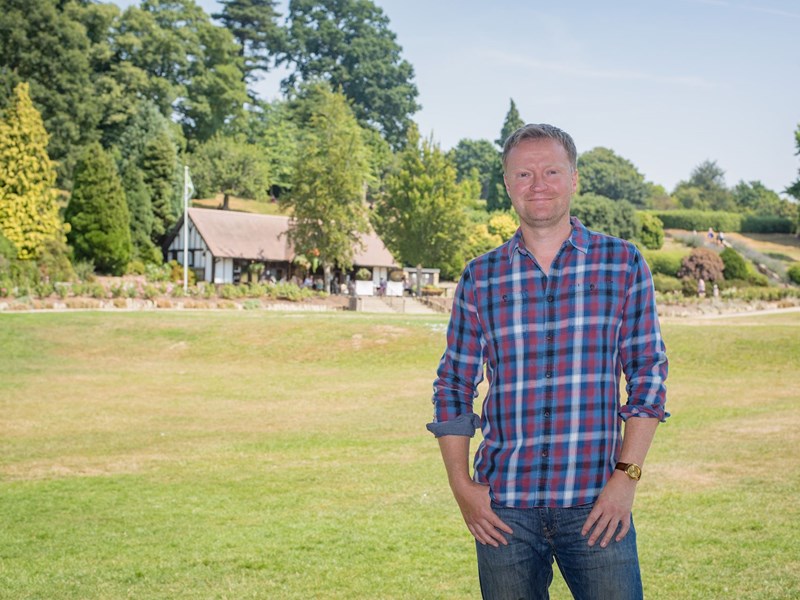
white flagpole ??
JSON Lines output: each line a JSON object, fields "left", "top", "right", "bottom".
{"left": 183, "top": 165, "right": 189, "bottom": 292}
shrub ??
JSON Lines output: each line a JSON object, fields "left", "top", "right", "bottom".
{"left": 355, "top": 268, "right": 372, "bottom": 281}
{"left": 788, "top": 263, "right": 800, "bottom": 285}
{"left": 678, "top": 248, "right": 725, "bottom": 282}
{"left": 73, "top": 260, "right": 96, "bottom": 282}
{"left": 219, "top": 284, "right": 241, "bottom": 299}
{"left": 652, "top": 274, "right": 683, "bottom": 293}
{"left": 638, "top": 212, "right": 664, "bottom": 250}
{"left": 126, "top": 260, "right": 146, "bottom": 275}
{"left": 720, "top": 247, "right": 748, "bottom": 281}
{"left": 643, "top": 251, "right": 684, "bottom": 277}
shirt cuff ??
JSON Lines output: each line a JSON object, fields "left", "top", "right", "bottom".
{"left": 619, "top": 405, "right": 670, "bottom": 422}
{"left": 426, "top": 413, "right": 481, "bottom": 437}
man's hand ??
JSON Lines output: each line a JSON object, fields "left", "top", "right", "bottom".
{"left": 452, "top": 479, "right": 513, "bottom": 547}
{"left": 580, "top": 472, "right": 637, "bottom": 548}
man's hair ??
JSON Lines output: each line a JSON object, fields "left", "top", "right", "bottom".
{"left": 502, "top": 123, "right": 578, "bottom": 172}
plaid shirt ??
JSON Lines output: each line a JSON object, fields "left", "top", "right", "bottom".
{"left": 428, "top": 218, "right": 668, "bottom": 508}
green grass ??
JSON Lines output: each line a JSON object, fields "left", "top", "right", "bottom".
{"left": 1, "top": 310, "right": 799, "bottom": 599}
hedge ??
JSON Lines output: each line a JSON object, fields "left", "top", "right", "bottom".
{"left": 646, "top": 210, "right": 794, "bottom": 234}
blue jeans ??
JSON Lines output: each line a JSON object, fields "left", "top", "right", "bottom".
{"left": 476, "top": 503, "right": 643, "bottom": 600}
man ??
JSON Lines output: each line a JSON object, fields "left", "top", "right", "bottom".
{"left": 427, "top": 124, "right": 668, "bottom": 600}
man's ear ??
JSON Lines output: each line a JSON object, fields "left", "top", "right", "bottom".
{"left": 572, "top": 170, "right": 579, "bottom": 193}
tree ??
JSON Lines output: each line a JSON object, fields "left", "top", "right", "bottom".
{"left": 673, "top": 160, "right": 734, "bottom": 212}
{"left": 487, "top": 99, "right": 524, "bottom": 211}
{"left": 448, "top": 138, "right": 498, "bottom": 199}
{"left": 732, "top": 180, "right": 794, "bottom": 218}
{"left": 571, "top": 193, "right": 639, "bottom": 240}
{"left": 189, "top": 133, "right": 271, "bottom": 209}
{"left": 140, "top": 130, "right": 180, "bottom": 241}
{"left": 110, "top": 100, "right": 182, "bottom": 258}
{"left": 788, "top": 123, "right": 800, "bottom": 235}
{"left": 577, "top": 147, "right": 650, "bottom": 207}
{"left": 0, "top": 0, "right": 102, "bottom": 183}
{"left": 213, "top": 0, "right": 285, "bottom": 89}
{"left": 65, "top": 142, "right": 132, "bottom": 275}
{"left": 0, "top": 82, "right": 64, "bottom": 260}
{"left": 372, "top": 125, "right": 471, "bottom": 281}
{"left": 113, "top": 0, "right": 247, "bottom": 143}
{"left": 279, "top": 85, "right": 372, "bottom": 288}
{"left": 279, "top": 0, "right": 419, "bottom": 148}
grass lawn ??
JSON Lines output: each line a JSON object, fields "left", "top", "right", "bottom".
{"left": 1, "top": 310, "right": 799, "bottom": 599}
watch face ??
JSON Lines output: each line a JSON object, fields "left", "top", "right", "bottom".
{"left": 626, "top": 464, "right": 642, "bottom": 479}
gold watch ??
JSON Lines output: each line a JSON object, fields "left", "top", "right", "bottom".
{"left": 615, "top": 462, "right": 642, "bottom": 481}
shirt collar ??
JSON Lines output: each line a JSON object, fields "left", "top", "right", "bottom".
{"left": 507, "top": 216, "right": 591, "bottom": 263}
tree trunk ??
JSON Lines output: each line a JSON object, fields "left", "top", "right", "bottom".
{"left": 416, "top": 264, "right": 423, "bottom": 297}
{"left": 221, "top": 193, "right": 230, "bottom": 210}
{"left": 323, "top": 263, "right": 332, "bottom": 294}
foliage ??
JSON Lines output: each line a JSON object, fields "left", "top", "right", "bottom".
{"left": 637, "top": 212, "right": 664, "bottom": 250}
{"left": 141, "top": 128, "right": 181, "bottom": 241}
{"left": 673, "top": 160, "right": 734, "bottom": 211}
{"left": 0, "top": 0, "right": 102, "bottom": 183}
{"left": 577, "top": 147, "right": 650, "bottom": 207}
{"left": 280, "top": 85, "right": 372, "bottom": 283}
{"left": 720, "top": 247, "right": 749, "bottom": 281}
{"left": 486, "top": 99, "right": 524, "bottom": 212}
{"left": 732, "top": 180, "right": 796, "bottom": 219}
{"left": 279, "top": 0, "right": 419, "bottom": 148}
{"left": 355, "top": 267, "right": 372, "bottom": 281}
{"left": 65, "top": 142, "right": 132, "bottom": 275}
{"left": 571, "top": 193, "right": 639, "bottom": 240}
{"left": 642, "top": 250, "right": 684, "bottom": 277}
{"left": 190, "top": 134, "right": 271, "bottom": 208}
{"left": 448, "top": 138, "right": 499, "bottom": 200}
{"left": 0, "top": 82, "right": 65, "bottom": 260}
{"left": 213, "top": 0, "right": 285, "bottom": 88}
{"left": 678, "top": 247, "right": 725, "bottom": 282}
{"left": 372, "top": 125, "right": 470, "bottom": 279}
{"left": 740, "top": 215, "right": 795, "bottom": 234}
{"left": 787, "top": 262, "right": 800, "bottom": 285}
{"left": 651, "top": 273, "right": 683, "bottom": 294}
{"left": 115, "top": 0, "right": 248, "bottom": 143}
{"left": 649, "top": 210, "right": 742, "bottom": 233}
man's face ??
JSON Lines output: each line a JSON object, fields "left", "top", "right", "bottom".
{"left": 503, "top": 138, "right": 578, "bottom": 232}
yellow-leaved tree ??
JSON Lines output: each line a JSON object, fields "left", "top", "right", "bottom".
{"left": 0, "top": 82, "right": 64, "bottom": 259}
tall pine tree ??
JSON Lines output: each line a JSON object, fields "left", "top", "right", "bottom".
{"left": 66, "top": 142, "right": 132, "bottom": 275}
{"left": 0, "top": 82, "right": 64, "bottom": 260}
{"left": 486, "top": 99, "right": 524, "bottom": 212}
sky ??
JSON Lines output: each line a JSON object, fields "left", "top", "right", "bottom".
{"left": 113, "top": 0, "right": 800, "bottom": 197}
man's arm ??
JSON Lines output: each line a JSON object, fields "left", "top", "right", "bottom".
{"left": 437, "top": 435, "right": 513, "bottom": 547}
{"left": 580, "top": 416, "right": 659, "bottom": 547}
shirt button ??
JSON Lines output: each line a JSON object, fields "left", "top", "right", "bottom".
{"left": 545, "top": 371, "right": 552, "bottom": 378}
{"left": 542, "top": 450, "right": 549, "bottom": 458}
{"left": 544, "top": 410, "right": 551, "bottom": 418}
{"left": 547, "top": 295, "right": 554, "bottom": 302}
{"left": 546, "top": 334, "right": 553, "bottom": 341}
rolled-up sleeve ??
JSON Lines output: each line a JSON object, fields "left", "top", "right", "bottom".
{"left": 619, "top": 249, "right": 669, "bottom": 422}
{"left": 427, "top": 265, "right": 485, "bottom": 436}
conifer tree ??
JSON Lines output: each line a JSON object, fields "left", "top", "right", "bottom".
{"left": 141, "top": 130, "right": 179, "bottom": 242}
{"left": 0, "top": 82, "right": 64, "bottom": 260}
{"left": 65, "top": 142, "right": 132, "bottom": 275}
{"left": 486, "top": 99, "right": 525, "bottom": 212}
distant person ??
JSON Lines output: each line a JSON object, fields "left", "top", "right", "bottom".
{"left": 717, "top": 231, "right": 725, "bottom": 246}
{"left": 428, "top": 123, "right": 668, "bottom": 600}
{"left": 707, "top": 227, "right": 715, "bottom": 243}
{"left": 698, "top": 277, "right": 706, "bottom": 298}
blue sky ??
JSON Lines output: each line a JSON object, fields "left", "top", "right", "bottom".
{"left": 114, "top": 0, "right": 799, "bottom": 197}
